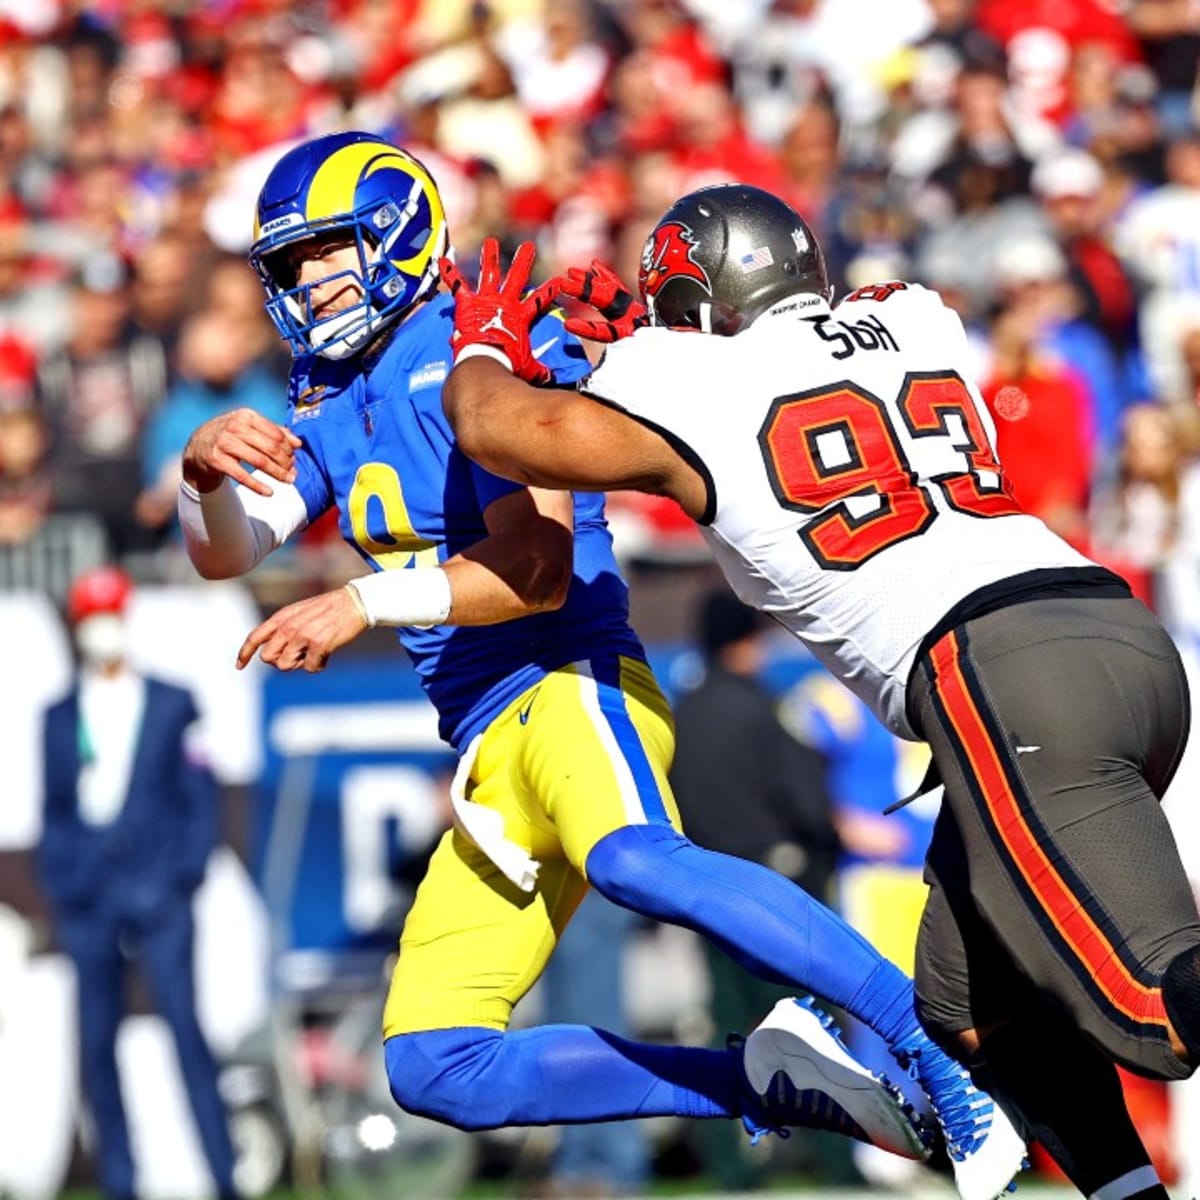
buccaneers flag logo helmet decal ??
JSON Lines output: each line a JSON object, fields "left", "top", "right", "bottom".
{"left": 639, "top": 221, "right": 712, "bottom": 302}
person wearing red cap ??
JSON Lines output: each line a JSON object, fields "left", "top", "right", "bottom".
{"left": 37, "top": 565, "right": 238, "bottom": 1200}
{"left": 65, "top": 563, "right": 134, "bottom": 671}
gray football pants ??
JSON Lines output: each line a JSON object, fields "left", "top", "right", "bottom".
{"left": 907, "top": 594, "right": 1200, "bottom": 1080}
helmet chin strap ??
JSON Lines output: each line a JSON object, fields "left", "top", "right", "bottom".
{"left": 309, "top": 305, "right": 378, "bottom": 359}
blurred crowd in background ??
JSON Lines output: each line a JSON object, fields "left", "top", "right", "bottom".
{"left": 5, "top": 0, "right": 1200, "bottom": 601}
{"left": 5, "top": 0, "right": 1200, "bottom": 1196}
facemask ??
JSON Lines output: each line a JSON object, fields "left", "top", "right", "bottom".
{"left": 75, "top": 613, "right": 127, "bottom": 667}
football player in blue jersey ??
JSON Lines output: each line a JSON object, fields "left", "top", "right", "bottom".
{"left": 178, "top": 132, "right": 1021, "bottom": 1197}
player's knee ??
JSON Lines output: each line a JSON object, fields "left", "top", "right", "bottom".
{"left": 384, "top": 1028, "right": 508, "bottom": 1131}
{"left": 1163, "top": 943, "right": 1200, "bottom": 1070}
{"left": 585, "top": 824, "right": 696, "bottom": 919}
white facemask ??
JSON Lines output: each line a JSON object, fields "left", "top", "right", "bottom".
{"left": 75, "top": 613, "right": 127, "bottom": 668}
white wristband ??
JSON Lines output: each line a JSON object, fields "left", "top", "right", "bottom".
{"left": 347, "top": 568, "right": 453, "bottom": 629}
{"left": 455, "top": 343, "right": 513, "bottom": 371}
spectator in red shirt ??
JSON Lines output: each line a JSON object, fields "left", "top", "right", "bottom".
{"left": 777, "top": 95, "right": 842, "bottom": 229}
{"left": 974, "top": 0, "right": 1142, "bottom": 125}
{"left": 1031, "top": 147, "right": 1137, "bottom": 350}
{"left": 981, "top": 298, "right": 1096, "bottom": 541}
{"left": 615, "top": 0, "right": 726, "bottom": 94}
{"left": 204, "top": 17, "right": 315, "bottom": 162}
{"left": 606, "top": 49, "right": 678, "bottom": 155}
{"left": 331, "top": 0, "right": 425, "bottom": 97}
{"left": 669, "top": 80, "right": 787, "bottom": 196}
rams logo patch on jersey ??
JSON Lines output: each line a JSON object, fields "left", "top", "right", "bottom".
{"left": 409, "top": 362, "right": 448, "bottom": 391}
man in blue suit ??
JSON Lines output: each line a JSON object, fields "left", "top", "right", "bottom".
{"left": 38, "top": 565, "right": 237, "bottom": 1200}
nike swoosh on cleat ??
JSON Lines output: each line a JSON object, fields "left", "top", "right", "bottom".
{"left": 532, "top": 337, "right": 558, "bottom": 357}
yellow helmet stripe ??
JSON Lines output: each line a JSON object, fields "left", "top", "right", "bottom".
{"left": 304, "top": 141, "right": 446, "bottom": 280}
{"left": 385, "top": 173, "right": 447, "bottom": 276}
{"left": 306, "top": 142, "right": 411, "bottom": 222}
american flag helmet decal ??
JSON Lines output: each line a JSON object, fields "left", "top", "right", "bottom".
{"left": 739, "top": 246, "right": 775, "bottom": 273}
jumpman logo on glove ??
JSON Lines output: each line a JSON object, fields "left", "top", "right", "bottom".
{"left": 440, "top": 239, "right": 559, "bottom": 385}
{"left": 479, "top": 309, "right": 516, "bottom": 339}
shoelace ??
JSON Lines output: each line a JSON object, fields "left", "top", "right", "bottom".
{"left": 898, "top": 1045, "right": 994, "bottom": 1160}
{"left": 730, "top": 1034, "right": 788, "bottom": 1144}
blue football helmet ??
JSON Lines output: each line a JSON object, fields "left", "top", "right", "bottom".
{"left": 249, "top": 130, "right": 448, "bottom": 360}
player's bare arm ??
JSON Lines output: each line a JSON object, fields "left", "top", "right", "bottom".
{"left": 438, "top": 240, "right": 708, "bottom": 520}
{"left": 237, "top": 484, "right": 574, "bottom": 673}
{"left": 439, "top": 485, "right": 575, "bottom": 623}
{"left": 182, "top": 407, "right": 302, "bottom": 496}
{"left": 444, "top": 357, "right": 706, "bottom": 519}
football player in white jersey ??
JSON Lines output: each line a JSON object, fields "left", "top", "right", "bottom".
{"left": 437, "top": 185, "right": 1200, "bottom": 1200}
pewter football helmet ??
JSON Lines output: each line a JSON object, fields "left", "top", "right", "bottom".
{"left": 638, "top": 184, "right": 831, "bottom": 335}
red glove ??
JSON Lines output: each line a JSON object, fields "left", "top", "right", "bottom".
{"left": 439, "top": 239, "right": 559, "bottom": 385}
{"left": 554, "top": 260, "right": 648, "bottom": 344}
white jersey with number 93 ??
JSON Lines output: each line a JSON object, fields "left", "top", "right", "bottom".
{"left": 582, "top": 282, "right": 1092, "bottom": 738}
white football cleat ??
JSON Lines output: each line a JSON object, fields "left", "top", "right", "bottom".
{"left": 741, "top": 996, "right": 930, "bottom": 1161}
{"left": 893, "top": 1032, "right": 1028, "bottom": 1200}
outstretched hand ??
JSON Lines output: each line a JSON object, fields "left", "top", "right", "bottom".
{"left": 553, "top": 260, "right": 648, "bottom": 344}
{"left": 439, "top": 239, "right": 559, "bottom": 385}
{"left": 236, "top": 586, "right": 368, "bottom": 673}
{"left": 182, "top": 407, "right": 302, "bottom": 496}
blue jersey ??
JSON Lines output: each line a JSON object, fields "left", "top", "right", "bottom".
{"left": 285, "top": 295, "right": 646, "bottom": 749}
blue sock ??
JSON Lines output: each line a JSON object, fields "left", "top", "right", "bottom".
{"left": 386, "top": 1026, "right": 741, "bottom": 1129}
{"left": 585, "top": 825, "right": 922, "bottom": 1048}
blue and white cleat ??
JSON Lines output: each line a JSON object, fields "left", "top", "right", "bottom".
{"left": 741, "top": 996, "right": 930, "bottom": 1161}
{"left": 893, "top": 1032, "right": 1028, "bottom": 1200}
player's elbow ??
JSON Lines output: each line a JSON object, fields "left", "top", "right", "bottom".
{"left": 529, "top": 517, "right": 576, "bottom": 611}
{"left": 190, "top": 557, "right": 238, "bottom": 581}
{"left": 521, "top": 544, "right": 572, "bottom": 613}
{"left": 183, "top": 548, "right": 235, "bottom": 581}
{"left": 452, "top": 416, "right": 487, "bottom": 470}
{"left": 443, "top": 371, "right": 465, "bottom": 429}
{"left": 538, "top": 574, "right": 571, "bottom": 613}
{"left": 182, "top": 540, "right": 257, "bottom": 581}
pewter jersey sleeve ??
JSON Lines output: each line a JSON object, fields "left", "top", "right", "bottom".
{"left": 582, "top": 284, "right": 1093, "bottom": 738}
